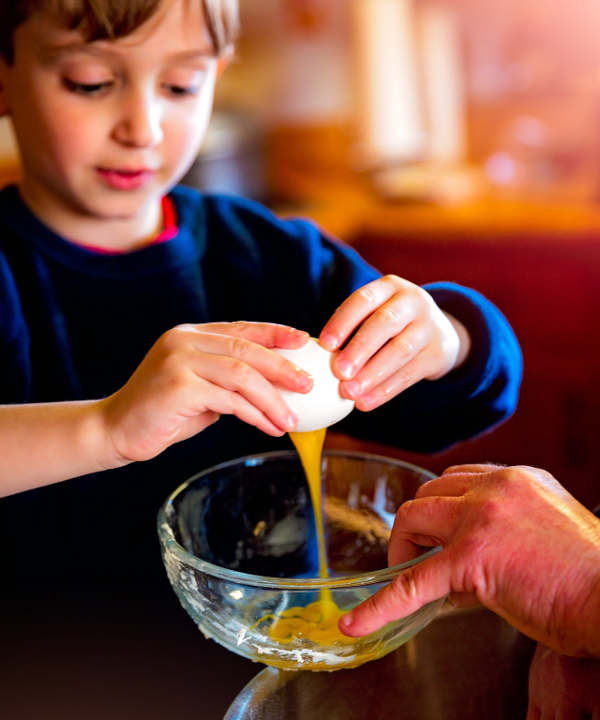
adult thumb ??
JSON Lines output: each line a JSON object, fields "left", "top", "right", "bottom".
{"left": 338, "top": 552, "right": 450, "bottom": 637}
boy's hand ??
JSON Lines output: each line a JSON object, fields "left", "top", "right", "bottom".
{"left": 99, "top": 322, "right": 312, "bottom": 465}
{"left": 319, "top": 275, "right": 470, "bottom": 411}
{"left": 339, "top": 464, "right": 600, "bottom": 658}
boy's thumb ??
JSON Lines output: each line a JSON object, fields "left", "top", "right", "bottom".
{"left": 338, "top": 554, "right": 450, "bottom": 637}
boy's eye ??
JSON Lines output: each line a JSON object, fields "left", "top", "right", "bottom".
{"left": 164, "top": 84, "right": 199, "bottom": 97}
{"left": 63, "top": 78, "right": 112, "bottom": 95}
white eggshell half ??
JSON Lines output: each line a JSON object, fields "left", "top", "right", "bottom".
{"left": 274, "top": 338, "right": 355, "bottom": 432}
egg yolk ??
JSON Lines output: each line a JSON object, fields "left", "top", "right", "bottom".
{"left": 256, "top": 427, "right": 353, "bottom": 648}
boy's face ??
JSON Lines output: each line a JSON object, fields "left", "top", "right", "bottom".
{"left": 0, "top": 0, "right": 220, "bottom": 236}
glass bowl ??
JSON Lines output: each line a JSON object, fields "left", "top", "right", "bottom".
{"left": 157, "top": 450, "right": 444, "bottom": 671}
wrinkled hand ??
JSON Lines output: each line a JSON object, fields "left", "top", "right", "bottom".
{"left": 99, "top": 322, "right": 312, "bottom": 464}
{"left": 340, "top": 464, "right": 600, "bottom": 657}
{"left": 319, "top": 275, "right": 470, "bottom": 411}
{"left": 528, "top": 643, "right": 600, "bottom": 719}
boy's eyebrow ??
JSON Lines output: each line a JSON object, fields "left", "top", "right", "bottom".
{"left": 37, "top": 43, "right": 216, "bottom": 63}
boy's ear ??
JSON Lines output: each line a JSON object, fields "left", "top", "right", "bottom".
{"left": 216, "top": 58, "right": 228, "bottom": 78}
{"left": 216, "top": 46, "right": 235, "bottom": 78}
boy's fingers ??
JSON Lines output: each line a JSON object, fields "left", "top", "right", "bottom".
{"left": 186, "top": 331, "right": 313, "bottom": 392}
{"left": 196, "top": 321, "right": 309, "bottom": 348}
{"left": 352, "top": 352, "right": 431, "bottom": 410}
{"left": 320, "top": 276, "right": 401, "bottom": 350}
{"left": 193, "top": 380, "right": 286, "bottom": 436}
{"left": 191, "top": 355, "right": 299, "bottom": 431}
{"left": 339, "top": 322, "right": 426, "bottom": 397}
{"left": 175, "top": 411, "right": 222, "bottom": 443}
{"left": 191, "top": 410, "right": 221, "bottom": 431}
{"left": 338, "top": 552, "right": 450, "bottom": 636}
{"left": 332, "top": 303, "right": 417, "bottom": 380}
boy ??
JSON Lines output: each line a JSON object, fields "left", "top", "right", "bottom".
{"left": 0, "top": 0, "right": 521, "bottom": 587}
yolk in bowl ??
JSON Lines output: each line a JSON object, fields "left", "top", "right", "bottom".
{"left": 254, "top": 427, "right": 355, "bottom": 648}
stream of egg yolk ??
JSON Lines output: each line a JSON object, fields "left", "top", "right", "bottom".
{"left": 260, "top": 428, "right": 353, "bottom": 647}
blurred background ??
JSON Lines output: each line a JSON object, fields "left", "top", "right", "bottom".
{"left": 206, "top": 0, "right": 600, "bottom": 511}
{"left": 2, "top": 3, "right": 600, "bottom": 717}
{"left": 196, "top": 0, "right": 600, "bottom": 210}
{"left": 2, "top": 0, "right": 600, "bottom": 505}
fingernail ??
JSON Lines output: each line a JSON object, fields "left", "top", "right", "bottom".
{"left": 340, "top": 611, "right": 354, "bottom": 628}
{"left": 320, "top": 333, "right": 339, "bottom": 350}
{"left": 358, "top": 392, "right": 378, "bottom": 410}
{"left": 336, "top": 358, "right": 354, "bottom": 379}
{"left": 296, "top": 370, "right": 313, "bottom": 390}
{"left": 285, "top": 414, "right": 298, "bottom": 431}
{"left": 344, "top": 380, "right": 362, "bottom": 399}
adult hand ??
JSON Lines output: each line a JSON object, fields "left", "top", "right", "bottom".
{"left": 527, "top": 643, "right": 600, "bottom": 719}
{"left": 100, "top": 321, "right": 312, "bottom": 464}
{"left": 319, "top": 275, "right": 470, "bottom": 412}
{"left": 339, "top": 464, "right": 600, "bottom": 657}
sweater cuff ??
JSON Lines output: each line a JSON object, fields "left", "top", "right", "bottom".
{"left": 424, "top": 281, "right": 520, "bottom": 405}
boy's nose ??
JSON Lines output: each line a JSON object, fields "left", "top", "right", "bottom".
{"left": 113, "top": 89, "right": 164, "bottom": 148}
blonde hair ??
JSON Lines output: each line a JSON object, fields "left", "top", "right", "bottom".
{"left": 1, "top": 0, "right": 239, "bottom": 63}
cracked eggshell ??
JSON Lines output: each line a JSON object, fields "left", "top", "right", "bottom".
{"left": 274, "top": 338, "right": 355, "bottom": 432}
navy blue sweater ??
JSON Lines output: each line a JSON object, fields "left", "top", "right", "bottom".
{"left": 0, "top": 184, "right": 522, "bottom": 586}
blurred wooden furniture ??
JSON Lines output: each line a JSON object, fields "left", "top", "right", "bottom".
{"left": 316, "top": 196, "right": 600, "bottom": 509}
{"left": 265, "top": 122, "right": 600, "bottom": 506}
{"left": 0, "top": 163, "right": 20, "bottom": 188}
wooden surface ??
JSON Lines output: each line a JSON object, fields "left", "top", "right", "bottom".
{"left": 0, "top": 162, "right": 20, "bottom": 189}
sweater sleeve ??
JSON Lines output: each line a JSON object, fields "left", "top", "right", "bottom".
{"left": 273, "top": 216, "right": 523, "bottom": 452}
{"left": 289, "top": 221, "right": 523, "bottom": 451}
{"left": 335, "top": 280, "right": 523, "bottom": 452}
{"left": 199, "top": 192, "right": 522, "bottom": 452}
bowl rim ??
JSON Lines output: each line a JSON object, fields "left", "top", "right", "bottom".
{"left": 157, "top": 448, "right": 440, "bottom": 590}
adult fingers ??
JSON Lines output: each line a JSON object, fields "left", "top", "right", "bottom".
{"left": 415, "top": 467, "right": 500, "bottom": 499}
{"left": 526, "top": 703, "right": 541, "bottom": 720}
{"left": 442, "top": 464, "right": 503, "bottom": 475}
{"left": 428, "top": 465, "right": 574, "bottom": 506}
{"left": 555, "top": 705, "right": 588, "bottom": 720}
{"left": 387, "top": 496, "right": 462, "bottom": 565}
{"left": 387, "top": 530, "right": 438, "bottom": 567}
{"left": 339, "top": 550, "right": 451, "bottom": 636}
{"left": 447, "top": 591, "right": 480, "bottom": 608}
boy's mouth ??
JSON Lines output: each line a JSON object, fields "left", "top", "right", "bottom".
{"left": 95, "top": 167, "right": 155, "bottom": 190}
